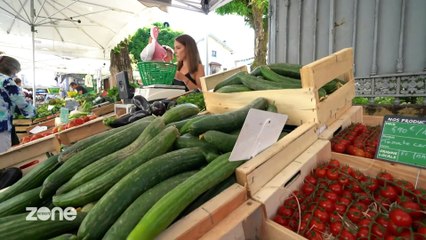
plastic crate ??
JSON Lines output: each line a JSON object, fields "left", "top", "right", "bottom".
{"left": 137, "top": 61, "right": 177, "bottom": 85}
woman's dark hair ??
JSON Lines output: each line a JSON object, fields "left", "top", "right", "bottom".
{"left": 0, "top": 55, "right": 21, "bottom": 76}
{"left": 14, "top": 78, "right": 22, "bottom": 85}
{"left": 175, "top": 34, "right": 201, "bottom": 74}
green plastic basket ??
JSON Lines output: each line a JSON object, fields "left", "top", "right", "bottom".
{"left": 137, "top": 61, "right": 177, "bottom": 85}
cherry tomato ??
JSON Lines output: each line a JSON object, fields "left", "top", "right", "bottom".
{"left": 338, "top": 176, "right": 350, "bottom": 187}
{"left": 339, "top": 229, "right": 355, "bottom": 240}
{"left": 387, "top": 220, "right": 404, "bottom": 236}
{"left": 273, "top": 215, "right": 288, "bottom": 226}
{"left": 324, "top": 191, "right": 339, "bottom": 202}
{"left": 277, "top": 206, "right": 294, "bottom": 218}
{"left": 309, "top": 218, "right": 326, "bottom": 232}
{"left": 332, "top": 142, "right": 346, "bottom": 153}
{"left": 315, "top": 167, "right": 327, "bottom": 178}
{"left": 358, "top": 218, "right": 372, "bottom": 228}
{"left": 377, "top": 172, "right": 394, "bottom": 186}
{"left": 356, "top": 227, "right": 370, "bottom": 240}
{"left": 314, "top": 209, "right": 330, "bottom": 223}
{"left": 401, "top": 201, "right": 423, "bottom": 218}
{"left": 394, "top": 179, "right": 415, "bottom": 195}
{"left": 319, "top": 199, "right": 335, "bottom": 212}
{"left": 329, "top": 212, "right": 340, "bottom": 223}
{"left": 341, "top": 190, "right": 353, "bottom": 199}
{"left": 304, "top": 174, "right": 317, "bottom": 185}
{"left": 389, "top": 208, "right": 413, "bottom": 227}
{"left": 330, "top": 221, "right": 343, "bottom": 236}
{"left": 347, "top": 207, "right": 363, "bottom": 223}
{"left": 366, "top": 178, "right": 380, "bottom": 192}
{"left": 301, "top": 183, "right": 315, "bottom": 195}
{"left": 328, "top": 159, "right": 340, "bottom": 168}
{"left": 326, "top": 168, "right": 340, "bottom": 180}
{"left": 338, "top": 197, "right": 351, "bottom": 206}
{"left": 330, "top": 183, "right": 343, "bottom": 194}
{"left": 380, "top": 185, "right": 398, "bottom": 201}
{"left": 335, "top": 204, "right": 347, "bottom": 215}
{"left": 371, "top": 223, "right": 386, "bottom": 238}
{"left": 375, "top": 215, "right": 389, "bottom": 229}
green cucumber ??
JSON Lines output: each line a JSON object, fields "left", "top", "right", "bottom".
{"left": 0, "top": 212, "right": 85, "bottom": 240}
{"left": 0, "top": 187, "right": 44, "bottom": 217}
{"left": 241, "top": 74, "right": 301, "bottom": 90}
{"left": 103, "top": 171, "right": 198, "bottom": 240}
{"left": 165, "top": 115, "right": 197, "bottom": 131}
{"left": 201, "top": 130, "right": 238, "bottom": 153}
{"left": 178, "top": 174, "right": 236, "bottom": 219}
{"left": 77, "top": 148, "right": 207, "bottom": 240}
{"left": 213, "top": 71, "right": 246, "bottom": 91}
{"left": 250, "top": 66, "right": 261, "bottom": 76}
{"left": 259, "top": 65, "right": 301, "bottom": 85}
{"left": 0, "top": 213, "right": 27, "bottom": 225}
{"left": 128, "top": 152, "right": 244, "bottom": 240}
{"left": 174, "top": 133, "right": 219, "bottom": 162}
{"left": 179, "top": 114, "right": 208, "bottom": 134}
{"left": 48, "top": 234, "right": 77, "bottom": 240}
{"left": 322, "top": 79, "right": 343, "bottom": 94}
{"left": 59, "top": 116, "right": 154, "bottom": 162}
{"left": 215, "top": 84, "right": 252, "bottom": 93}
{"left": 161, "top": 103, "right": 200, "bottom": 124}
{"left": 267, "top": 63, "right": 302, "bottom": 79}
{"left": 0, "top": 155, "right": 60, "bottom": 202}
{"left": 40, "top": 117, "right": 153, "bottom": 198}
{"left": 52, "top": 126, "right": 179, "bottom": 207}
{"left": 187, "top": 97, "right": 269, "bottom": 135}
{"left": 267, "top": 101, "right": 278, "bottom": 113}
{"left": 318, "top": 87, "right": 327, "bottom": 100}
{"left": 56, "top": 117, "right": 165, "bottom": 194}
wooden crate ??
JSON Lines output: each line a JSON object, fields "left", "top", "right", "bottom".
{"left": 200, "top": 65, "right": 249, "bottom": 92}
{"left": 0, "top": 135, "right": 60, "bottom": 169}
{"left": 200, "top": 199, "right": 264, "bottom": 240}
{"left": 58, "top": 115, "right": 110, "bottom": 145}
{"left": 157, "top": 183, "right": 247, "bottom": 240}
{"left": 201, "top": 48, "right": 355, "bottom": 128}
{"left": 91, "top": 103, "right": 114, "bottom": 116}
{"left": 252, "top": 139, "right": 426, "bottom": 239}
{"left": 318, "top": 105, "right": 364, "bottom": 140}
{"left": 236, "top": 122, "right": 318, "bottom": 197}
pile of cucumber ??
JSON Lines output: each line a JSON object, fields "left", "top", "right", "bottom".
{"left": 0, "top": 98, "right": 288, "bottom": 240}
{"left": 214, "top": 63, "right": 344, "bottom": 100}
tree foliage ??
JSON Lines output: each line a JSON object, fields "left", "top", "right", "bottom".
{"left": 128, "top": 22, "right": 183, "bottom": 63}
{"left": 216, "top": 0, "right": 269, "bottom": 68}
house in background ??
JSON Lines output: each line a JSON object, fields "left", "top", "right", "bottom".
{"left": 196, "top": 34, "right": 235, "bottom": 75}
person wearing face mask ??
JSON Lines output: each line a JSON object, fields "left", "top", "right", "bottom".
{"left": 173, "top": 34, "right": 205, "bottom": 91}
{"left": 0, "top": 55, "right": 36, "bottom": 153}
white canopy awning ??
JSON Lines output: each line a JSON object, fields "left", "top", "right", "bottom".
{"left": 138, "top": 0, "right": 232, "bottom": 14}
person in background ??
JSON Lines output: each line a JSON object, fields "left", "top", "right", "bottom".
{"left": 14, "top": 77, "right": 32, "bottom": 102}
{"left": 69, "top": 82, "right": 87, "bottom": 94}
{"left": 173, "top": 34, "right": 205, "bottom": 91}
{"left": 0, "top": 55, "right": 36, "bottom": 153}
{"left": 162, "top": 45, "right": 174, "bottom": 63}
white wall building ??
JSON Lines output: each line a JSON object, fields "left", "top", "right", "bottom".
{"left": 196, "top": 34, "right": 235, "bottom": 75}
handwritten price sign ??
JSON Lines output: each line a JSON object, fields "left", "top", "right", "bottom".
{"left": 376, "top": 115, "right": 426, "bottom": 168}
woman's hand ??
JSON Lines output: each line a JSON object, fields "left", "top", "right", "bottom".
{"left": 174, "top": 71, "right": 187, "bottom": 83}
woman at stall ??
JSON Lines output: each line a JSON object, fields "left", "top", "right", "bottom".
{"left": 0, "top": 55, "right": 35, "bottom": 153}
{"left": 173, "top": 34, "right": 205, "bottom": 91}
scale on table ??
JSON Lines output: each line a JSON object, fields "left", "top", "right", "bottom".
{"left": 134, "top": 84, "right": 186, "bottom": 101}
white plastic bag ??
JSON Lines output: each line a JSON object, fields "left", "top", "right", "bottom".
{"left": 140, "top": 27, "right": 167, "bottom": 61}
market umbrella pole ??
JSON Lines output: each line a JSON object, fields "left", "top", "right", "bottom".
{"left": 30, "top": 0, "right": 36, "bottom": 107}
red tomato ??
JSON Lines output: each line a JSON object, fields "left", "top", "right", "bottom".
{"left": 389, "top": 208, "right": 413, "bottom": 227}
{"left": 332, "top": 142, "right": 346, "bottom": 153}
{"left": 329, "top": 212, "right": 340, "bottom": 223}
{"left": 315, "top": 167, "right": 327, "bottom": 178}
{"left": 74, "top": 118, "right": 85, "bottom": 126}
{"left": 339, "top": 229, "right": 356, "bottom": 240}
{"left": 20, "top": 136, "right": 31, "bottom": 144}
{"left": 371, "top": 224, "right": 386, "bottom": 238}
{"left": 401, "top": 201, "right": 423, "bottom": 218}
{"left": 353, "top": 148, "right": 366, "bottom": 157}
{"left": 377, "top": 172, "right": 394, "bottom": 186}
{"left": 338, "top": 176, "right": 350, "bottom": 187}
{"left": 356, "top": 227, "right": 370, "bottom": 240}
{"left": 341, "top": 190, "right": 353, "bottom": 199}
{"left": 328, "top": 159, "right": 341, "bottom": 168}
{"left": 335, "top": 204, "right": 347, "bottom": 215}
{"left": 387, "top": 220, "right": 404, "bottom": 236}
{"left": 330, "top": 183, "right": 343, "bottom": 194}
{"left": 314, "top": 209, "right": 329, "bottom": 223}
{"left": 326, "top": 168, "right": 340, "bottom": 180}
{"left": 324, "top": 191, "right": 339, "bottom": 202}
{"left": 82, "top": 116, "right": 90, "bottom": 122}
{"left": 88, "top": 114, "right": 97, "bottom": 120}
{"left": 366, "top": 178, "right": 380, "bottom": 192}
{"left": 304, "top": 174, "right": 317, "bottom": 185}
{"left": 319, "top": 199, "right": 335, "bottom": 212}
{"left": 352, "top": 202, "right": 368, "bottom": 211}
{"left": 277, "top": 206, "right": 294, "bottom": 218}
{"left": 309, "top": 218, "right": 326, "bottom": 232}
{"left": 380, "top": 185, "right": 398, "bottom": 201}
{"left": 394, "top": 179, "right": 415, "bottom": 195}
{"left": 330, "top": 221, "right": 343, "bottom": 236}
{"left": 338, "top": 197, "right": 351, "bottom": 206}
{"left": 30, "top": 133, "right": 43, "bottom": 141}
{"left": 273, "top": 215, "right": 288, "bottom": 226}
{"left": 375, "top": 215, "right": 389, "bottom": 229}
{"left": 358, "top": 218, "right": 372, "bottom": 228}
{"left": 301, "top": 183, "right": 315, "bottom": 195}
{"left": 347, "top": 207, "right": 363, "bottom": 223}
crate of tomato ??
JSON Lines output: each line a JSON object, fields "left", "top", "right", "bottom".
{"left": 252, "top": 139, "right": 426, "bottom": 240}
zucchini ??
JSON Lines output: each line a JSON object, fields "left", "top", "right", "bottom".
{"left": 0, "top": 187, "right": 44, "bottom": 217}
{"left": 40, "top": 117, "right": 153, "bottom": 198}
{"left": 241, "top": 74, "right": 301, "bottom": 90}
{"left": 77, "top": 148, "right": 206, "bottom": 240}
{"left": 103, "top": 171, "right": 197, "bottom": 240}
{"left": 52, "top": 126, "right": 179, "bottom": 207}
{"left": 259, "top": 65, "right": 302, "bottom": 85}
{"left": 58, "top": 116, "right": 154, "bottom": 162}
{"left": 0, "top": 155, "right": 60, "bottom": 202}
{"left": 187, "top": 97, "right": 269, "bottom": 135}
{"left": 0, "top": 211, "right": 86, "bottom": 240}
{"left": 56, "top": 117, "right": 165, "bottom": 194}
{"left": 48, "top": 234, "right": 77, "bottom": 240}
{"left": 161, "top": 103, "right": 200, "bottom": 124}
{"left": 127, "top": 152, "right": 244, "bottom": 240}
{"left": 212, "top": 71, "right": 246, "bottom": 91}
{"left": 267, "top": 63, "right": 302, "bottom": 79}
{"left": 215, "top": 84, "right": 252, "bottom": 93}
{"left": 201, "top": 130, "right": 238, "bottom": 153}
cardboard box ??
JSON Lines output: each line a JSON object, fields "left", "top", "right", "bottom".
{"left": 201, "top": 48, "right": 355, "bottom": 129}
{"left": 252, "top": 139, "right": 426, "bottom": 239}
